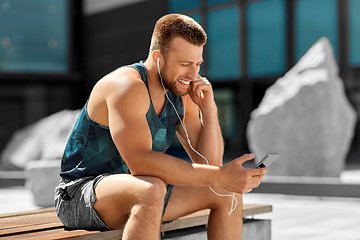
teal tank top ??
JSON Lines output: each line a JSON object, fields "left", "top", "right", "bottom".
{"left": 60, "top": 61, "right": 184, "bottom": 180}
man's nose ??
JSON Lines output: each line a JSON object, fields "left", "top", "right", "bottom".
{"left": 188, "top": 65, "right": 199, "bottom": 81}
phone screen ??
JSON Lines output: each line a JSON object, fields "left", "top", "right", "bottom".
{"left": 255, "top": 153, "right": 279, "bottom": 168}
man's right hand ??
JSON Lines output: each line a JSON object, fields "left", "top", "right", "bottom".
{"left": 218, "top": 154, "right": 267, "bottom": 193}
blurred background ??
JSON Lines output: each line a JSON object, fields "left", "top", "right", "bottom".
{"left": 0, "top": 0, "right": 359, "bottom": 164}
{"left": 1, "top": 1, "right": 360, "bottom": 238}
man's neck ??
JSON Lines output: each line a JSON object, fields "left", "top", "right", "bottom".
{"left": 144, "top": 58, "right": 167, "bottom": 115}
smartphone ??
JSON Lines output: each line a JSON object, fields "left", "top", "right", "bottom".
{"left": 255, "top": 153, "right": 279, "bottom": 168}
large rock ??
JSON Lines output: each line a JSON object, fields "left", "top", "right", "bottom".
{"left": 0, "top": 109, "right": 80, "bottom": 170}
{"left": 0, "top": 109, "right": 80, "bottom": 207}
{"left": 247, "top": 37, "right": 357, "bottom": 177}
{"left": 25, "top": 159, "right": 61, "bottom": 207}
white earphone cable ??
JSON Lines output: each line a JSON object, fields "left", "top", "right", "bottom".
{"left": 156, "top": 59, "right": 237, "bottom": 215}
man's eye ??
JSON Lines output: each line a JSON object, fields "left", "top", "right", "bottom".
{"left": 181, "top": 64, "right": 189, "bottom": 67}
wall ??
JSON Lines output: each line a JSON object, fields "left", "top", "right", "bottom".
{"left": 82, "top": 0, "right": 167, "bottom": 95}
{"left": 0, "top": 1, "right": 83, "bottom": 153}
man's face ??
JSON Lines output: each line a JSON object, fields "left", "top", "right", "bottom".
{"left": 159, "top": 37, "right": 203, "bottom": 97}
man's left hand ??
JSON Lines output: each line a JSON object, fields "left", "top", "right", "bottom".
{"left": 188, "top": 75, "right": 216, "bottom": 112}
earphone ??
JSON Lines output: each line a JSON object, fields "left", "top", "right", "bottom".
{"left": 156, "top": 56, "right": 237, "bottom": 215}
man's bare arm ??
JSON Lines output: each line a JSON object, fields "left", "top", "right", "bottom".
{"left": 177, "top": 76, "right": 224, "bottom": 166}
{"left": 103, "top": 69, "right": 264, "bottom": 193}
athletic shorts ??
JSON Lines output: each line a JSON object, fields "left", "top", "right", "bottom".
{"left": 54, "top": 174, "right": 174, "bottom": 230}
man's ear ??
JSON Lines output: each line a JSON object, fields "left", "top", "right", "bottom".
{"left": 151, "top": 50, "right": 161, "bottom": 65}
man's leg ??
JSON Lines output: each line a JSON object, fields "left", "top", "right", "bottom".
{"left": 93, "top": 174, "right": 167, "bottom": 239}
{"left": 163, "top": 186, "right": 243, "bottom": 240}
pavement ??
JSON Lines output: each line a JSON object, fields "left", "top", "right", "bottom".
{"left": 0, "top": 187, "right": 40, "bottom": 214}
{"left": 1, "top": 168, "right": 360, "bottom": 239}
{"left": 243, "top": 193, "right": 360, "bottom": 240}
{"left": 244, "top": 166, "right": 360, "bottom": 240}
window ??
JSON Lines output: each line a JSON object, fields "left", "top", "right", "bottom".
{"left": 167, "top": 0, "right": 240, "bottom": 81}
{"left": 190, "top": 14, "right": 201, "bottom": 24}
{"left": 189, "top": 14, "right": 204, "bottom": 75}
{"left": 350, "top": 0, "right": 360, "bottom": 66}
{"left": 207, "top": 7, "right": 240, "bottom": 80}
{"left": 294, "top": 0, "right": 338, "bottom": 63}
{"left": 247, "top": 0, "right": 286, "bottom": 77}
{"left": 0, "top": 0, "right": 68, "bottom": 73}
{"left": 214, "top": 89, "right": 235, "bottom": 138}
{"left": 169, "top": 0, "right": 200, "bottom": 12}
{"left": 206, "top": 0, "right": 236, "bottom": 7}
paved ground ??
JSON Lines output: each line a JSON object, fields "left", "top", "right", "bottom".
{"left": 243, "top": 167, "right": 360, "bottom": 240}
{"left": 0, "top": 187, "right": 40, "bottom": 214}
{"left": 1, "top": 168, "right": 360, "bottom": 239}
{"left": 243, "top": 193, "right": 360, "bottom": 240}
{"left": 2, "top": 188, "right": 360, "bottom": 239}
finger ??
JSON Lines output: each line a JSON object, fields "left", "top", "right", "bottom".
{"left": 234, "top": 153, "right": 255, "bottom": 164}
{"left": 190, "top": 78, "right": 210, "bottom": 90}
{"left": 195, "top": 84, "right": 211, "bottom": 98}
{"left": 248, "top": 168, "right": 267, "bottom": 179}
{"left": 256, "top": 167, "right": 267, "bottom": 175}
{"left": 190, "top": 76, "right": 210, "bottom": 88}
{"left": 190, "top": 77, "right": 210, "bottom": 86}
{"left": 189, "top": 82, "right": 211, "bottom": 98}
{"left": 245, "top": 185, "right": 258, "bottom": 193}
{"left": 247, "top": 177, "right": 262, "bottom": 191}
{"left": 251, "top": 175, "right": 264, "bottom": 185}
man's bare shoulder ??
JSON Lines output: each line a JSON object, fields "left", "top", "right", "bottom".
{"left": 98, "top": 66, "right": 147, "bottom": 95}
{"left": 88, "top": 66, "right": 150, "bottom": 126}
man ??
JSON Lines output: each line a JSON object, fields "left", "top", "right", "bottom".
{"left": 55, "top": 13, "right": 267, "bottom": 239}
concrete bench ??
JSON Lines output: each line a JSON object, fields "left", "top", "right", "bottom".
{"left": 0, "top": 204, "right": 271, "bottom": 239}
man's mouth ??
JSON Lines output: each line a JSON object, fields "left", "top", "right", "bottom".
{"left": 178, "top": 78, "right": 190, "bottom": 85}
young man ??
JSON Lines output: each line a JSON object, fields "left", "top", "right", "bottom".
{"left": 55, "top": 13, "right": 267, "bottom": 239}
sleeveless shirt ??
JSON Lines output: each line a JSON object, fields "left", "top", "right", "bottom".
{"left": 60, "top": 61, "right": 184, "bottom": 180}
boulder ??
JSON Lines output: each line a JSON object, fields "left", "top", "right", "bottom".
{"left": 0, "top": 109, "right": 80, "bottom": 170}
{"left": 247, "top": 37, "right": 357, "bottom": 177}
{"left": 25, "top": 159, "right": 61, "bottom": 207}
{"left": 0, "top": 109, "right": 80, "bottom": 207}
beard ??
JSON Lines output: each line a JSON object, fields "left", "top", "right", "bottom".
{"left": 159, "top": 63, "right": 189, "bottom": 97}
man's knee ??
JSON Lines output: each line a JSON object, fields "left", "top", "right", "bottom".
{"left": 93, "top": 175, "right": 167, "bottom": 229}
{"left": 134, "top": 176, "right": 167, "bottom": 212}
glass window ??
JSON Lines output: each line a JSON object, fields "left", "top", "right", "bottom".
{"left": 0, "top": 0, "right": 68, "bottom": 73}
{"left": 294, "top": 0, "right": 338, "bottom": 63}
{"left": 207, "top": 0, "right": 236, "bottom": 6}
{"left": 247, "top": 0, "right": 286, "bottom": 77}
{"left": 169, "top": 0, "right": 200, "bottom": 12}
{"left": 214, "top": 89, "right": 235, "bottom": 138}
{"left": 207, "top": 7, "right": 240, "bottom": 80}
{"left": 350, "top": 0, "right": 360, "bottom": 66}
{"left": 188, "top": 14, "right": 204, "bottom": 75}
{"left": 189, "top": 14, "right": 201, "bottom": 24}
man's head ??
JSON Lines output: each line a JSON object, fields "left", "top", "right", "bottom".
{"left": 148, "top": 14, "right": 207, "bottom": 97}
{"left": 150, "top": 13, "right": 207, "bottom": 59}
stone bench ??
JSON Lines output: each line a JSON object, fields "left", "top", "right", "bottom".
{"left": 0, "top": 204, "right": 272, "bottom": 239}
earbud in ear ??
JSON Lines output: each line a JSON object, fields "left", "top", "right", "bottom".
{"left": 157, "top": 57, "right": 160, "bottom": 69}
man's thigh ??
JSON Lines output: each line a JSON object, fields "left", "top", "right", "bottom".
{"left": 162, "top": 185, "right": 237, "bottom": 222}
{"left": 93, "top": 174, "right": 167, "bottom": 229}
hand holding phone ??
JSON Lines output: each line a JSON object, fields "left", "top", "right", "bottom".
{"left": 255, "top": 153, "right": 279, "bottom": 168}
